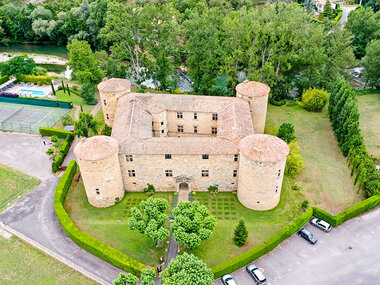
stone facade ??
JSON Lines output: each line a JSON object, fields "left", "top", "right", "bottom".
{"left": 75, "top": 78, "right": 289, "bottom": 211}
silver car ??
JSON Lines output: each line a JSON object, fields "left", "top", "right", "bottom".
{"left": 221, "top": 274, "right": 237, "bottom": 285}
{"left": 246, "top": 264, "right": 266, "bottom": 285}
{"left": 310, "top": 218, "right": 332, "bottom": 232}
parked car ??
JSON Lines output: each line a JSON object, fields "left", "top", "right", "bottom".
{"left": 298, "top": 228, "right": 318, "bottom": 244}
{"left": 310, "top": 218, "right": 332, "bottom": 232}
{"left": 221, "top": 274, "right": 237, "bottom": 285}
{"left": 246, "top": 264, "right": 267, "bottom": 285}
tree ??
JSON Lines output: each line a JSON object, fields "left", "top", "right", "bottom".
{"left": 160, "top": 253, "right": 214, "bottom": 285}
{"left": 129, "top": 197, "right": 170, "bottom": 245}
{"left": 323, "top": 0, "right": 334, "bottom": 19}
{"left": 233, "top": 218, "right": 248, "bottom": 247}
{"left": 67, "top": 40, "right": 104, "bottom": 84}
{"left": 113, "top": 272, "right": 138, "bottom": 285}
{"left": 362, "top": 39, "right": 380, "bottom": 89}
{"left": 345, "top": 7, "right": 380, "bottom": 58}
{"left": 300, "top": 88, "right": 329, "bottom": 112}
{"left": 277, "top": 123, "right": 296, "bottom": 143}
{"left": 74, "top": 112, "right": 97, "bottom": 138}
{"left": 141, "top": 268, "right": 156, "bottom": 285}
{"left": 171, "top": 201, "right": 216, "bottom": 250}
{"left": 79, "top": 81, "right": 98, "bottom": 105}
{"left": 285, "top": 141, "right": 304, "bottom": 177}
{"left": 0, "top": 55, "right": 36, "bottom": 76}
{"left": 101, "top": 124, "right": 112, "bottom": 136}
{"left": 304, "top": 0, "right": 315, "bottom": 13}
{"left": 61, "top": 114, "right": 74, "bottom": 126}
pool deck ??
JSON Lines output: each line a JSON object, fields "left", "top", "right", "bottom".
{"left": 5, "top": 84, "right": 56, "bottom": 98}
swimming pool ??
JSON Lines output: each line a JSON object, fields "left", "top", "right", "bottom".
{"left": 20, "top": 89, "right": 45, "bottom": 96}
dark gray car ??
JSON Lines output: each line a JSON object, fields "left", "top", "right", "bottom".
{"left": 298, "top": 228, "right": 318, "bottom": 244}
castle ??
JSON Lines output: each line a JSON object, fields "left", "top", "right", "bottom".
{"left": 74, "top": 78, "right": 289, "bottom": 211}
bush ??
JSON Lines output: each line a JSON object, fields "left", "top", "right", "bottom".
{"left": 292, "top": 183, "right": 301, "bottom": 190}
{"left": 277, "top": 123, "right": 296, "bottom": 143}
{"left": 39, "top": 127, "right": 73, "bottom": 139}
{"left": 54, "top": 161, "right": 146, "bottom": 276}
{"left": 101, "top": 124, "right": 112, "bottom": 136}
{"left": 143, "top": 183, "right": 156, "bottom": 194}
{"left": 0, "top": 75, "right": 9, "bottom": 85}
{"left": 61, "top": 114, "right": 74, "bottom": 126}
{"left": 300, "top": 88, "right": 329, "bottom": 112}
{"left": 233, "top": 218, "right": 248, "bottom": 247}
{"left": 285, "top": 141, "right": 304, "bottom": 177}
{"left": 301, "top": 200, "right": 310, "bottom": 209}
{"left": 17, "top": 74, "right": 53, "bottom": 86}
{"left": 269, "top": 97, "right": 286, "bottom": 106}
{"left": 51, "top": 135, "right": 59, "bottom": 143}
{"left": 141, "top": 268, "right": 156, "bottom": 285}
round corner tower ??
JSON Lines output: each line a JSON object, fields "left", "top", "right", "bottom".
{"left": 237, "top": 134, "right": 289, "bottom": 211}
{"left": 97, "top": 78, "right": 131, "bottom": 127}
{"left": 74, "top": 135, "right": 124, "bottom": 208}
{"left": 236, "top": 80, "right": 270, "bottom": 134}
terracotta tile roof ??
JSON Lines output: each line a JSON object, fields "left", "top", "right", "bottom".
{"left": 74, "top": 136, "right": 119, "bottom": 161}
{"left": 97, "top": 78, "right": 131, "bottom": 93}
{"left": 239, "top": 134, "right": 289, "bottom": 163}
{"left": 236, "top": 80, "right": 270, "bottom": 98}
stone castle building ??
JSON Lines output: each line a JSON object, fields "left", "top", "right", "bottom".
{"left": 74, "top": 78, "right": 289, "bottom": 210}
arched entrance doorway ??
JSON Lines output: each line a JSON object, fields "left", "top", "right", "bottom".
{"left": 179, "top": 182, "right": 189, "bottom": 191}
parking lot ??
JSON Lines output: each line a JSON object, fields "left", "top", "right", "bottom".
{"left": 215, "top": 207, "right": 380, "bottom": 285}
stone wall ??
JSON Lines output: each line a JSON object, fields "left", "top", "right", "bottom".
{"left": 166, "top": 111, "right": 217, "bottom": 136}
{"left": 119, "top": 153, "right": 239, "bottom": 192}
{"left": 152, "top": 111, "right": 168, "bottom": 137}
{"left": 78, "top": 153, "right": 124, "bottom": 208}
{"left": 99, "top": 89, "right": 129, "bottom": 127}
{"left": 237, "top": 153, "right": 286, "bottom": 211}
{"left": 236, "top": 94, "right": 268, "bottom": 134}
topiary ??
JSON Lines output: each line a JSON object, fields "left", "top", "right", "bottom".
{"left": 233, "top": 218, "right": 248, "bottom": 247}
{"left": 300, "top": 88, "right": 329, "bottom": 112}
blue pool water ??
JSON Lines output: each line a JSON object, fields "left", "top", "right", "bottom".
{"left": 20, "top": 89, "right": 45, "bottom": 96}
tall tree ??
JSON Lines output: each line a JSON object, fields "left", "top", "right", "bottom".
{"left": 74, "top": 112, "right": 98, "bottom": 138}
{"left": 161, "top": 253, "right": 214, "bottom": 285}
{"left": 67, "top": 40, "right": 104, "bottom": 84}
{"left": 323, "top": 0, "right": 334, "bottom": 19}
{"left": 0, "top": 55, "right": 36, "bottom": 76}
{"left": 362, "top": 39, "right": 380, "bottom": 88}
{"left": 113, "top": 272, "right": 138, "bottom": 285}
{"left": 233, "top": 218, "right": 248, "bottom": 247}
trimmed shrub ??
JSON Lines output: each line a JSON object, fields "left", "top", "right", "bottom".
{"left": 39, "top": 127, "right": 72, "bottom": 139}
{"left": 277, "top": 123, "right": 296, "bottom": 143}
{"left": 54, "top": 161, "right": 146, "bottom": 276}
{"left": 269, "top": 97, "right": 286, "bottom": 106}
{"left": 0, "top": 75, "right": 10, "bottom": 85}
{"left": 300, "top": 88, "right": 329, "bottom": 112}
{"left": 17, "top": 74, "right": 53, "bottom": 86}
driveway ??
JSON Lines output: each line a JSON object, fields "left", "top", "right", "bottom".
{"left": 214, "top": 207, "right": 380, "bottom": 284}
{"left": 340, "top": 5, "right": 357, "bottom": 25}
{"left": 0, "top": 132, "right": 123, "bottom": 284}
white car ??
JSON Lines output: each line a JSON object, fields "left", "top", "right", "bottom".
{"left": 221, "top": 274, "right": 237, "bottom": 285}
{"left": 310, "top": 218, "right": 332, "bottom": 232}
{"left": 246, "top": 264, "right": 266, "bottom": 285}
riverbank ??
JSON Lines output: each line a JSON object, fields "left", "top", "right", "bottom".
{"left": 0, "top": 52, "right": 67, "bottom": 65}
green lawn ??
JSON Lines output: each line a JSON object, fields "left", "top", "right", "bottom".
{"left": 185, "top": 177, "right": 303, "bottom": 267}
{"left": 357, "top": 94, "right": 380, "bottom": 158}
{"left": 0, "top": 164, "right": 40, "bottom": 212}
{"left": 265, "top": 103, "right": 364, "bottom": 213}
{"left": 64, "top": 180, "right": 174, "bottom": 266}
{"left": 0, "top": 235, "right": 95, "bottom": 285}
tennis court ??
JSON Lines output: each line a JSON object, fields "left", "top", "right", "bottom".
{"left": 0, "top": 102, "right": 68, "bottom": 134}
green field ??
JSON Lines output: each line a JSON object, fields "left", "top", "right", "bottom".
{"left": 266, "top": 103, "right": 364, "bottom": 213}
{"left": 0, "top": 164, "right": 40, "bottom": 212}
{"left": 0, "top": 236, "right": 95, "bottom": 285}
{"left": 64, "top": 181, "right": 174, "bottom": 266}
{"left": 357, "top": 94, "right": 380, "bottom": 158}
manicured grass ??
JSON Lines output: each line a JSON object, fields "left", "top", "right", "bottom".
{"left": 64, "top": 180, "right": 174, "bottom": 266}
{"left": 185, "top": 177, "right": 304, "bottom": 267}
{"left": 0, "top": 235, "right": 95, "bottom": 285}
{"left": 357, "top": 94, "right": 380, "bottom": 158}
{"left": 265, "top": 103, "right": 364, "bottom": 213}
{"left": 54, "top": 90, "right": 94, "bottom": 113}
{"left": 0, "top": 164, "right": 40, "bottom": 212}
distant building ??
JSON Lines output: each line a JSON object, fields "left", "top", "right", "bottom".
{"left": 74, "top": 79, "right": 289, "bottom": 211}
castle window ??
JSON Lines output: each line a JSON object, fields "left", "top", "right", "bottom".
{"left": 194, "top": 113, "right": 198, "bottom": 119}
{"left": 106, "top": 114, "right": 109, "bottom": 120}
{"left": 103, "top": 99, "right": 106, "bottom": 106}
{"left": 202, "top": 154, "right": 209, "bottom": 160}
{"left": 165, "top": 170, "right": 173, "bottom": 177}
{"left": 234, "top": 154, "right": 239, "bottom": 162}
{"left": 212, "top": 113, "right": 218, "bottom": 121}
{"left": 165, "top": 154, "right": 172, "bottom": 159}
{"left": 275, "top": 186, "right": 279, "bottom": 193}
{"left": 177, "top": 112, "right": 183, "bottom": 119}
{"left": 95, "top": 188, "right": 100, "bottom": 195}
{"left": 126, "top": 155, "right": 133, "bottom": 162}
{"left": 212, "top": 127, "right": 217, "bottom": 135}
{"left": 278, "top": 169, "right": 281, "bottom": 177}
{"left": 194, "top": 126, "right": 198, "bottom": 133}
{"left": 161, "top": 130, "right": 164, "bottom": 134}
{"left": 233, "top": 170, "right": 238, "bottom": 177}
{"left": 161, "top": 121, "right": 164, "bottom": 125}
{"left": 178, "top": 125, "right": 184, "bottom": 133}
{"left": 201, "top": 170, "right": 209, "bottom": 177}
{"left": 128, "top": 170, "right": 136, "bottom": 177}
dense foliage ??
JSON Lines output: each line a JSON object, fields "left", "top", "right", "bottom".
{"left": 74, "top": 112, "right": 97, "bottom": 138}
{"left": 171, "top": 201, "right": 216, "bottom": 250}
{"left": 0, "top": 55, "right": 36, "bottom": 76}
{"left": 277, "top": 123, "right": 296, "bottom": 143}
{"left": 233, "top": 218, "right": 248, "bottom": 247}
{"left": 113, "top": 273, "right": 138, "bottom": 285}
{"left": 285, "top": 141, "right": 304, "bottom": 177}
{"left": 161, "top": 253, "right": 214, "bottom": 285}
{"left": 79, "top": 81, "right": 97, "bottom": 105}
{"left": 361, "top": 39, "right": 380, "bottom": 88}
{"left": 128, "top": 197, "right": 170, "bottom": 245}
{"left": 141, "top": 268, "right": 156, "bottom": 285}
{"left": 329, "top": 78, "right": 380, "bottom": 196}
{"left": 300, "top": 88, "right": 329, "bottom": 112}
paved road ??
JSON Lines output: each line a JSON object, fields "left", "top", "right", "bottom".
{"left": 340, "top": 5, "right": 357, "bottom": 25}
{"left": 0, "top": 132, "right": 123, "bottom": 284}
{"left": 214, "top": 207, "right": 380, "bottom": 285}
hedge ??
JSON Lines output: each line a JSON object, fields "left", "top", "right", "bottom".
{"left": 0, "top": 96, "right": 73, "bottom": 109}
{"left": 0, "top": 75, "right": 10, "bottom": 85}
{"left": 313, "top": 194, "right": 380, "bottom": 227}
{"left": 17, "top": 74, "right": 53, "bottom": 86}
{"left": 39, "top": 127, "right": 73, "bottom": 139}
{"left": 54, "top": 161, "right": 146, "bottom": 276}
{"left": 211, "top": 208, "right": 313, "bottom": 278}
